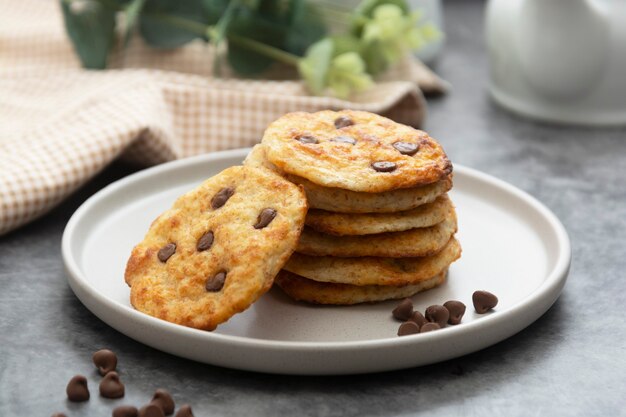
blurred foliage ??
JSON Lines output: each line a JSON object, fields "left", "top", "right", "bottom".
{"left": 61, "top": 0, "right": 440, "bottom": 97}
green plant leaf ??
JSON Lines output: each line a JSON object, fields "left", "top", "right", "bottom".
{"left": 123, "top": 0, "right": 147, "bottom": 46}
{"left": 139, "top": 0, "right": 212, "bottom": 49}
{"left": 61, "top": 0, "right": 116, "bottom": 69}
{"left": 350, "top": 0, "right": 409, "bottom": 36}
{"left": 298, "top": 37, "right": 333, "bottom": 95}
{"left": 226, "top": 7, "right": 288, "bottom": 76}
{"left": 285, "top": 3, "right": 326, "bottom": 56}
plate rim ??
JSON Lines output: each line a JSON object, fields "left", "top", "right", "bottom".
{"left": 62, "top": 148, "right": 571, "bottom": 354}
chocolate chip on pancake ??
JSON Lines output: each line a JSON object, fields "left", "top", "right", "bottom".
{"left": 330, "top": 135, "right": 356, "bottom": 145}
{"left": 211, "top": 187, "right": 235, "bottom": 209}
{"left": 196, "top": 231, "right": 214, "bottom": 252}
{"left": 206, "top": 271, "right": 227, "bottom": 292}
{"left": 296, "top": 135, "right": 318, "bottom": 144}
{"left": 157, "top": 243, "right": 176, "bottom": 262}
{"left": 334, "top": 116, "right": 354, "bottom": 129}
{"left": 254, "top": 208, "right": 277, "bottom": 229}
{"left": 393, "top": 141, "right": 419, "bottom": 156}
{"left": 371, "top": 161, "right": 397, "bottom": 172}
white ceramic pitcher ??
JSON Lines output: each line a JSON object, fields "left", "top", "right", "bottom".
{"left": 486, "top": 0, "right": 626, "bottom": 125}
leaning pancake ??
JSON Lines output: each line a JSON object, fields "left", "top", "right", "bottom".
{"left": 244, "top": 144, "right": 452, "bottom": 213}
{"left": 296, "top": 209, "right": 457, "bottom": 258}
{"left": 305, "top": 195, "right": 453, "bottom": 236}
{"left": 275, "top": 270, "right": 448, "bottom": 305}
{"left": 285, "top": 237, "right": 461, "bottom": 286}
{"left": 262, "top": 110, "right": 452, "bottom": 192}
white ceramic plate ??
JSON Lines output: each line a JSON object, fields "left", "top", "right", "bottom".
{"left": 62, "top": 149, "right": 570, "bottom": 375}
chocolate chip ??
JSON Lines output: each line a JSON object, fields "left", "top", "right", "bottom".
{"left": 443, "top": 300, "right": 466, "bottom": 325}
{"left": 425, "top": 305, "right": 449, "bottom": 328}
{"left": 206, "top": 271, "right": 226, "bottom": 292}
{"left": 392, "top": 141, "right": 419, "bottom": 156}
{"left": 113, "top": 406, "right": 139, "bottom": 417}
{"left": 211, "top": 187, "right": 235, "bottom": 209}
{"left": 420, "top": 322, "right": 441, "bottom": 333}
{"left": 157, "top": 243, "right": 176, "bottom": 263}
{"left": 151, "top": 389, "right": 175, "bottom": 415}
{"left": 51, "top": 413, "right": 67, "bottom": 417}
{"left": 254, "top": 208, "right": 277, "bottom": 229}
{"left": 296, "top": 135, "right": 318, "bottom": 144}
{"left": 330, "top": 135, "right": 356, "bottom": 145}
{"left": 175, "top": 405, "right": 194, "bottom": 417}
{"left": 408, "top": 311, "right": 427, "bottom": 327}
{"left": 334, "top": 116, "right": 354, "bottom": 129}
{"left": 196, "top": 231, "right": 214, "bottom": 252}
{"left": 92, "top": 349, "right": 117, "bottom": 376}
{"left": 371, "top": 161, "right": 397, "bottom": 172}
{"left": 473, "top": 290, "right": 498, "bottom": 313}
{"left": 66, "top": 375, "right": 89, "bottom": 402}
{"left": 392, "top": 298, "right": 413, "bottom": 321}
{"left": 139, "top": 404, "right": 165, "bottom": 417}
{"left": 397, "top": 321, "right": 420, "bottom": 336}
{"left": 99, "top": 371, "right": 125, "bottom": 399}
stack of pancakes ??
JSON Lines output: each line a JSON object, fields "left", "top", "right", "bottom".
{"left": 245, "top": 110, "right": 461, "bottom": 305}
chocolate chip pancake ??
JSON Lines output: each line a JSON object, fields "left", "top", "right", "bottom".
{"left": 285, "top": 237, "right": 461, "bottom": 286}
{"left": 244, "top": 144, "right": 452, "bottom": 213}
{"left": 124, "top": 166, "right": 307, "bottom": 330}
{"left": 296, "top": 208, "right": 457, "bottom": 258}
{"left": 305, "top": 195, "right": 453, "bottom": 236}
{"left": 261, "top": 110, "right": 452, "bottom": 193}
{"left": 275, "top": 269, "right": 448, "bottom": 305}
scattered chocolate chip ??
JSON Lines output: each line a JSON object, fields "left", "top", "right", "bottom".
{"left": 196, "top": 231, "right": 214, "bottom": 252}
{"left": 211, "top": 187, "right": 235, "bottom": 209}
{"left": 296, "top": 135, "right": 318, "bottom": 144}
{"left": 473, "top": 290, "right": 498, "bottom": 313}
{"left": 151, "top": 389, "right": 175, "bottom": 415}
{"left": 51, "top": 413, "right": 67, "bottom": 417}
{"left": 66, "top": 375, "right": 90, "bottom": 402}
{"left": 113, "top": 405, "right": 139, "bottom": 417}
{"left": 157, "top": 243, "right": 176, "bottom": 263}
{"left": 392, "top": 298, "right": 413, "bottom": 321}
{"left": 92, "top": 349, "right": 117, "bottom": 376}
{"left": 443, "top": 300, "right": 466, "bottom": 325}
{"left": 254, "top": 208, "right": 277, "bottom": 229}
{"left": 397, "top": 321, "right": 420, "bottom": 336}
{"left": 330, "top": 135, "right": 357, "bottom": 145}
{"left": 206, "top": 271, "right": 227, "bottom": 292}
{"left": 371, "top": 161, "right": 397, "bottom": 172}
{"left": 99, "top": 371, "right": 125, "bottom": 399}
{"left": 392, "top": 141, "right": 419, "bottom": 156}
{"left": 175, "top": 405, "right": 194, "bottom": 417}
{"left": 420, "top": 322, "right": 441, "bottom": 333}
{"left": 425, "top": 305, "right": 450, "bottom": 328}
{"left": 139, "top": 404, "right": 165, "bottom": 417}
{"left": 408, "top": 311, "right": 427, "bottom": 327}
{"left": 334, "top": 116, "right": 354, "bottom": 129}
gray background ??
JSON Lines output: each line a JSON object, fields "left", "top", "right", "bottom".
{"left": 1, "top": 1, "right": 625, "bottom": 416}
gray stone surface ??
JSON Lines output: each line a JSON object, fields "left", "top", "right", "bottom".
{"left": 1, "top": 1, "right": 625, "bottom": 416}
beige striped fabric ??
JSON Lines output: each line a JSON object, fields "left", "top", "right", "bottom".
{"left": 0, "top": 0, "right": 443, "bottom": 235}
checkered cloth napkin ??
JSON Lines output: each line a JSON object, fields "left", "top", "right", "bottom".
{"left": 0, "top": 0, "right": 447, "bottom": 236}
